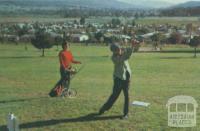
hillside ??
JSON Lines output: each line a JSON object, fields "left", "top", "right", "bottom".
{"left": 174, "top": 1, "right": 200, "bottom": 8}
{"left": 161, "top": 1, "right": 200, "bottom": 16}
{"left": 0, "top": 0, "right": 136, "bottom": 10}
{"left": 118, "top": 0, "right": 174, "bottom": 9}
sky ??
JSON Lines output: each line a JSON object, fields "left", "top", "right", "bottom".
{"left": 120, "top": 0, "right": 200, "bottom": 4}
{"left": 156, "top": 0, "right": 200, "bottom": 4}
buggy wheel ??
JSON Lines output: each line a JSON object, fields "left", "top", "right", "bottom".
{"left": 61, "top": 88, "right": 69, "bottom": 97}
{"left": 61, "top": 88, "right": 77, "bottom": 98}
{"left": 67, "top": 88, "right": 77, "bottom": 98}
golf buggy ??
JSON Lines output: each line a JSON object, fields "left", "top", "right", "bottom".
{"left": 49, "top": 65, "right": 84, "bottom": 98}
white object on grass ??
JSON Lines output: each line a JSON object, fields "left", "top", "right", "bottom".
{"left": 132, "top": 101, "right": 150, "bottom": 107}
{"left": 7, "top": 113, "right": 19, "bottom": 131}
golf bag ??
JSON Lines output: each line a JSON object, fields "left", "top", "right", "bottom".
{"left": 49, "top": 68, "right": 70, "bottom": 97}
{"left": 49, "top": 84, "right": 65, "bottom": 97}
{"left": 49, "top": 65, "right": 84, "bottom": 97}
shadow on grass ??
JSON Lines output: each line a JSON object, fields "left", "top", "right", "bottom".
{"left": 159, "top": 56, "right": 194, "bottom": 59}
{"left": 0, "top": 55, "right": 109, "bottom": 59}
{"left": 138, "top": 50, "right": 200, "bottom": 53}
{"left": 76, "top": 55, "right": 109, "bottom": 58}
{"left": 0, "top": 56, "right": 59, "bottom": 59}
{"left": 0, "top": 96, "right": 49, "bottom": 104}
{"left": 0, "top": 56, "right": 37, "bottom": 59}
{"left": 0, "top": 113, "right": 121, "bottom": 130}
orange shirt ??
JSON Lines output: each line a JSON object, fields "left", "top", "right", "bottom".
{"left": 59, "top": 50, "right": 74, "bottom": 69}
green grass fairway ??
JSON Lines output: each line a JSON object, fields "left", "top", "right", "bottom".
{"left": 0, "top": 16, "right": 199, "bottom": 26}
{"left": 0, "top": 44, "right": 200, "bottom": 131}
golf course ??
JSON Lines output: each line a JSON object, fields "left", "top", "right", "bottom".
{"left": 0, "top": 44, "right": 199, "bottom": 131}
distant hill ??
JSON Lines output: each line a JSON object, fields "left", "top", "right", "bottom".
{"left": 173, "top": 1, "right": 200, "bottom": 8}
{"left": 161, "top": 1, "right": 200, "bottom": 16}
{"left": 118, "top": 0, "right": 174, "bottom": 9}
{"left": 0, "top": 0, "right": 136, "bottom": 10}
{"left": 0, "top": 0, "right": 175, "bottom": 10}
{"left": 0, "top": 0, "right": 180, "bottom": 11}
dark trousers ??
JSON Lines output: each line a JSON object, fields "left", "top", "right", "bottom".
{"left": 100, "top": 73, "right": 130, "bottom": 116}
{"left": 56, "top": 67, "right": 70, "bottom": 90}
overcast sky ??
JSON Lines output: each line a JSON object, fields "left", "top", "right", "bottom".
{"left": 120, "top": 0, "right": 200, "bottom": 4}
{"left": 156, "top": 0, "right": 200, "bottom": 4}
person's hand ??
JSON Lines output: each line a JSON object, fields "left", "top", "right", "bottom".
{"left": 119, "top": 48, "right": 123, "bottom": 55}
{"left": 64, "top": 67, "right": 71, "bottom": 72}
{"left": 75, "top": 61, "right": 81, "bottom": 64}
{"left": 70, "top": 68, "right": 77, "bottom": 74}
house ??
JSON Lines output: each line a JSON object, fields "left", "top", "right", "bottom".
{"left": 177, "top": 30, "right": 186, "bottom": 35}
{"left": 71, "top": 34, "right": 89, "bottom": 42}
{"left": 139, "top": 31, "right": 158, "bottom": 39}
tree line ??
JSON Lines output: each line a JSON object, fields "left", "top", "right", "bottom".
{"left": 160, "top": 7, "right": 200, "bottom": 17}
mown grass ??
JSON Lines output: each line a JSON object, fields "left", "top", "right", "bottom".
{"left": 135, "top": 17, "right": 200, "bottom": 25}
{"left": 0, "top": 43, "right": 200, "bottom": 131}
{"left": 0, "top": 16, "right": 199, "bottom": 25}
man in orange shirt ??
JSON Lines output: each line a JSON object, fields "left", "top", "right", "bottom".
{"left": 57, "top": 41, "right": 81, "bottom": 90}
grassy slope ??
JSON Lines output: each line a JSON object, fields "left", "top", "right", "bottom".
{"left": 0, "top": 44, "right": 200, "bottom": 131}
{"left": 0, "top": 16, "right": 199, "bottom": 25}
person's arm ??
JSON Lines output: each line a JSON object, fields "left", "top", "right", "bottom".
{"left": 111, "top": 49, "right": 132, "bottom": 63}
{"left": 121, "top": 39, "right": 139, "bottom": 60}
{"left": 112, "top": 39, "right": 139, "bottom": 63}
{"left": 71, "top": 52, "right": 81, "bottom": 64}
{"left": 122, "top": 48, "right": 133, "bottom": 60}
{"left": 72, "top": 59, "right": 81, "bottom": 64}
{"left": 112, "top": 47, "right": 133, "bottom": 62}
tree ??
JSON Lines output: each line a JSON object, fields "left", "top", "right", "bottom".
{"left": 169, "top": 32, "right": 182, "bottom": 44}
{"left": 159, "top": 35, "right": 167, "bottom": 50}
{"left": 123, "top": 25, "right": 129, "bottom": 35}
{"left": 0, "top": 34, "right": 4, "bottom": 44}
{"left": 132, "top": 19, "right": 136, "bottom": 27}
{"left": 151, "top": 33, "right": 162, "bottom": 50}
{"left": 95, "top": 31, "right": 104, "bottom": 43}
{"left": 73, "top": 20, "right": 78, "bottom": 25}
{"left": 135, "top": 28, "right": 149, "bottom": 35}
{"left": 17, "top": 24, "right": 29, "bottom": 50}
{"left": 15, "top": 24, "right": 29, "bottom": 38}
{"left": 31, "top": 28, "right": 54, "bottom": 57}
{"left": 80, "top": 17, "right": 85, "bottom": 25}
{"left": 186, "top": 23, "right": 193, "bottom": 36}
{"left": 189, "top": 36, "right": 200, "bottom": 58}
{"left": 135, "top": 13, "right": 139, "bottom": 19}
{"left": 55, "top": 35, "right": 63, "bottom": 51}
{"left": 111, "top": 18, "right": 121, "bottom": 28}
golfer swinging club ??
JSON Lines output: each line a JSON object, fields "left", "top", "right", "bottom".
{"left": 98, "top": 39, "right": 138, "bottom": 119}
{"left": 57, "top": 41, "right": 81, "bottom": 91}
